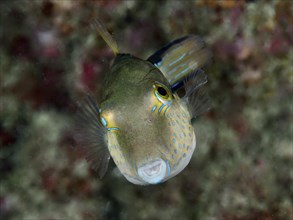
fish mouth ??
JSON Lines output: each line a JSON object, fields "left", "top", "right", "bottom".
{"left": 137, "top": 158, "right": 167, "bottom": 184}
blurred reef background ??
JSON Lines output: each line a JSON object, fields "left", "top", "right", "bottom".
{"left": 0, "top": 0, "right": 292, "bottom": 220}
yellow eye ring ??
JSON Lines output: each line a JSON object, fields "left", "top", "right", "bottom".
{"left": 153, "top": 82, "right": 172, "bottom": 102}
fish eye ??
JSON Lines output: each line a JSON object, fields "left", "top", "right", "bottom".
{"left": 157, "top": 86, "right": 168, "bottom": 97}
{"left": 153, "top": 82, "right": 172, "bottom": 101}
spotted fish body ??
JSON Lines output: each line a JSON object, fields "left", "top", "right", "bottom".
{"left": 76, "top": 20, "right": 211, "bottom": 185}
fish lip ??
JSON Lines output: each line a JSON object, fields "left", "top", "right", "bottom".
{"left": 137, "top": 158, "right": 167, "bottom": 184}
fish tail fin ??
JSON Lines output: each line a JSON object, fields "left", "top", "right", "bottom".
{"left": 91, "top": 19, "right": 119, "bottom": 55}
{"left": 148, "top": 35, "right": 212, "bottom": 90}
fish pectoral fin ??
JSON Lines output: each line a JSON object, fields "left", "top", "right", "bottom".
{"left": 148, "top": 35, "right": 212, "bottom": 91}
{"left": 74, "top": 95, "right": 110, "bottom": 178}
{"left": 185, "top": 84, "right": 211, "bottom": 119}
{"left": 184, "top": 69, "right": 208, "bottom": 97}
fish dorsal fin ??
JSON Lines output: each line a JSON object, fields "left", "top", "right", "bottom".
{"left": 91, "top": 19, "right": 119, "bottom": 55}
{"left": 148, "top": 35, "right": 212, "bottom": 91}
{"left": 75, "top": 95, "right": 110, "bottom": 178}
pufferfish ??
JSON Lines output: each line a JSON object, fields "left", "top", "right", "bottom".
{"left": 76, "top": 20, "right": 212, "bottom": 185}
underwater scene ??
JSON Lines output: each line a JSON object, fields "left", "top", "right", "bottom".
{"left": 0, "top": 0, "right": 292, "bottom": 219}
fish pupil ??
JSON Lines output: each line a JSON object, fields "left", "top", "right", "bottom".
{"left": 158, "top": 86, "right": 167, "bottom": 96}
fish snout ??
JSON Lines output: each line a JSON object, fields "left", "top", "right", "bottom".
{"left": 137, "top": 158, "right": 167, "bottom": 184}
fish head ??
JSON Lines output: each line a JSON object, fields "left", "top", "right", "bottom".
{"left": 100, "top": 55, "right": 196, "bottom": 185}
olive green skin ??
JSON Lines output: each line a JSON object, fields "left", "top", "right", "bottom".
{"left": 100, "top": 54, "right": 195, "bottom": 185}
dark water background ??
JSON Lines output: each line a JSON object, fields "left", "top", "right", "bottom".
{"left": 0, "top": 0, "right": 292, "bottom": 220}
